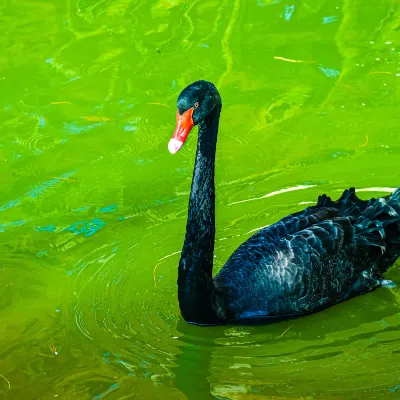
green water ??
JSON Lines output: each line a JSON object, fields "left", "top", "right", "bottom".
{"left": 1, "top": 0, "right": 400, "bottom": 398}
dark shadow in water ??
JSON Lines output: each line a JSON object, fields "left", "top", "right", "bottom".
{"left": 174, "top": 319, "right": 221, "bottom": 400}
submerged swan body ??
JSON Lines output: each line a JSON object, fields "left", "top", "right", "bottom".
{"left": 168, "top": 80, "right": 400, "bottom": 326}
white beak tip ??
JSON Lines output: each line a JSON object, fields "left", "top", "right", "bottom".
{"left": 168, "top": 139, "right": 184, "bottom": 154}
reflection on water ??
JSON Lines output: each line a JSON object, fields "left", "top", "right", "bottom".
{"left": 1, "top": 0, "right": 400, "bottom": 398}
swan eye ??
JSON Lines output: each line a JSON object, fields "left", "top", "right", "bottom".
{"left": 194, "top": 102, "right": 199, "bottom": 108}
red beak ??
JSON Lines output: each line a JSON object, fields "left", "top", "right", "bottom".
{"left": 168, "top": 108, "right": 194, "bottom": 154}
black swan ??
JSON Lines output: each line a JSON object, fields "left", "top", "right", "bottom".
{"left": 168, "top": 80, "right": 400, "bottom": 326}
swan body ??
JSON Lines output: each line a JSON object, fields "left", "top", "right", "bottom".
{"left": 168, "top": 80, "right": 400, "bottom": 326}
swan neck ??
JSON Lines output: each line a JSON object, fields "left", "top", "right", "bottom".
{"left": 178, "top": 104, "right": 223, "bottom": 324}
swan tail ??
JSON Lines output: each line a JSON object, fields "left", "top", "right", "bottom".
{"left": 388, "top": 187, "right": 400, "bottom": 213}
{"left": 336, "top": 187, "right": 371, "bottom": 217}
{"left": 354, "top": 187, "right": 400, "bottom": 272}
{"left": 317, "top": 188, "right": 370, "bottom": 217}
{"left": 316, "top": 193, "right": 335, "bottom": 207}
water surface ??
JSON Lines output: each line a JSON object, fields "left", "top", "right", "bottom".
{"left": 1, "top": 0, "right": 400, "bottom": 398}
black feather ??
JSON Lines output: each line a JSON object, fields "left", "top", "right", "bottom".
{"left": 214, "top": 188, "right": 400, "bottom": 319}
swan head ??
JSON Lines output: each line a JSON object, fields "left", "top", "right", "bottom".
{"left": 168, "top": 80, "right": 221, "bottom": 154}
